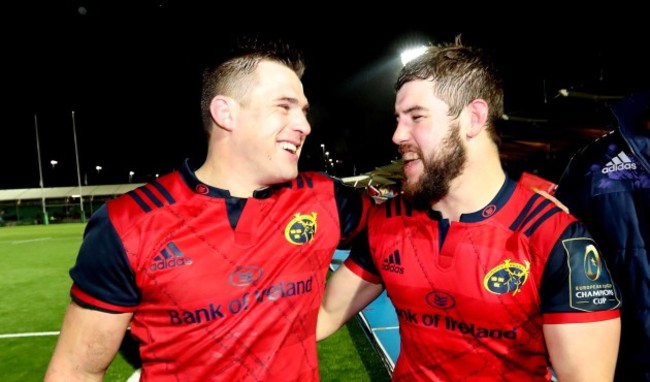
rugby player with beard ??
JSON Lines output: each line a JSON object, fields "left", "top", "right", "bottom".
{"left": 318, "top": 36, "right": 621, "bottom": 382}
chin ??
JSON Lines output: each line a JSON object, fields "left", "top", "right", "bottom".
{"left": 404, "top": 174, "right": 420, "bottom": 187}
{"left": 278, "top": 168, "right": 299, "bottom": 183}
{"left": 403, "top": 166, "right": 421, "bottom": 181}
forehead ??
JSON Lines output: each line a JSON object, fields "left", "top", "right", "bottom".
{"left": 395, "top": 80, "right": 448, "bottom": 115}
{"left": 250, "top": 60, "right": 307, "bottom": 104}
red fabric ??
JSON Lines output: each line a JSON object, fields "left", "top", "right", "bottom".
{"left": 519, "top": 171, "right": 557, "bottom": 195}
{"left": 351, "top": 178, "right": 619, "bottom": 381}
{"left": 72, "top": 170, "right": 360, "bottom": 381}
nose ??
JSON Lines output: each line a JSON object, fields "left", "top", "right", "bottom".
{"left": 392, "top": 119, "right": 408, "bottom": 145}
{"left": 297, "top": 116, "right": 311, "bottom": 136}
{"left": 293, "top": 112, "right": 311, "bottom": 136}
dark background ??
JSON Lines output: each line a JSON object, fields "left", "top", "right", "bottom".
{"left": 3, "top": 2, "right": 649, "bottom": 189}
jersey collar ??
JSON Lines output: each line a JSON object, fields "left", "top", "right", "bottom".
{"left": 459, "top": 177, "right": 516, "bottom": 223}
{"left": 179, "top": 159, "right": 273, "bottom": 199}
{"left": 427, "top": 177, "right": 516, "bottom": 223}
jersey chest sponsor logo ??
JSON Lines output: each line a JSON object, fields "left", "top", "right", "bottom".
{"left": 396, "top": 309, "right": 517, "bottom": 340}
{"left": 284, "top": 212, "right": 318, "bottom": 245}
{"left": 483, "top": 259, "right": 530, "bottom": 296}
{"left": 167, "top": 274, "right": 314, "bottom": 325}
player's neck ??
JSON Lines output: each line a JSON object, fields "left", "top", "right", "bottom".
{"left": 432, "top": 154, "right": 506, "bottom": 221}
{"left": 194, "top": 157, "right": 260, "bottom": 198}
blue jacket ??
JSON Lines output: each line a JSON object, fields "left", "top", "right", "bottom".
{"left": 556, "top": 91, "right": 650, "bottom": 382}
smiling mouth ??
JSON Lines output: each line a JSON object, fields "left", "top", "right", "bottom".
{"left": 402, "top": 153, "right": 420, "bottom": 164}
{"left": 280, "top": 142, "right": 298, "bottom": 154}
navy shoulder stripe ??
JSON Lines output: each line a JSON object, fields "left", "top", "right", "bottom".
{"left": 140, "top": 186, "right": 163, "bottom": 208}
{"left": 151, "top": 180, "right": 175, "bottom": 204}
{"left": 509, "top": 194, "right": 540, "bottom": 231}
{"left": 127, "top": 182, "right": 176, "bottom": 213}
{"left": 127, "top": 190, "right": 152, "bottom": 212}
{"left": 523, "top": 206, "right": 563, "bottom": 237}
{"left": 295, "top": 174, "right": 314, "bottom": 189}
{"left": 275, "top": 174, "right": 316, "bottom": 190}
{"left": 510, "top": 193, "right": 562, "bottom": 237}
{"left": 383, "top": 197, "right": 412, "bottom": 218}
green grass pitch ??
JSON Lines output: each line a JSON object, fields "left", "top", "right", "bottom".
{"left": 0, "top": 224, "right": 390, "bottom": 381}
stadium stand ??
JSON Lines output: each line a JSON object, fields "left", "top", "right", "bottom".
{"left": 0, "top": 184, "right": 144, "bottom": 225}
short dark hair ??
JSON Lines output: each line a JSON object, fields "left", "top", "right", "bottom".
{"left": 200, "top": 35, "right": 306, "bottom": 133}
{"left": 395, "top": 36, "right": 503, "bottom": 144}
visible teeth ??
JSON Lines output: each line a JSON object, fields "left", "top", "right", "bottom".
{"left": 280, "top": 142, "right": 297, "bottom": 153}
{"left": 402, "top": 153, "right": 419, "bottom": 161}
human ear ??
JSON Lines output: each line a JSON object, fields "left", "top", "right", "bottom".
{"left": 466, "top": 99, "right": 489, "bottom": 138}
{"left": 210, "top": 96, "right": 237, "bottom": 132}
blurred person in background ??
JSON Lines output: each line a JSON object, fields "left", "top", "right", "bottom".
{"left": 555, "top": 90, "right": 650, "bottom": 382}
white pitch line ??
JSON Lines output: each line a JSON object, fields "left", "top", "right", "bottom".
{"left": 0, "top": 331, "right": 60, "bottom": 339}
{"left": 126, "top": 369, "right": 142, "bottom": 382}
{"left": 10, "top": 237, "right": 52, "bottom": 245}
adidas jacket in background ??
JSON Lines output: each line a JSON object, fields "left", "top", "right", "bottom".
{"left": 555, "top": 90, "right": 650, "bottom": 382}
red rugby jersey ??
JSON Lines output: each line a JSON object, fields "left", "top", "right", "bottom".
{"left": 346, "top": 177, "right": 620, "bottom": 381}
{"left": 70, "top": 160, "right": 367, "bottom": 381}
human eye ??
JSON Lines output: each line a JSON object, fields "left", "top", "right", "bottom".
{"left": 403, "top": 107, "right": 426, "bottom": 123}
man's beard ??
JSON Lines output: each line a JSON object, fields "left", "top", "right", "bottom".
{"left": 403, "top": 121, "right": 466, "bottom": 210}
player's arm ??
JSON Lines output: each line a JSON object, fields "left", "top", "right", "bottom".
{"left": 540, "top": 220, "right": 621, "bottom": 381}
{"left": 45, "top": 301, "right": 132, "bottom": 381}
{"left": 317, "top": 263, "right": 384, "bottom": 341}
{"left": 544, "top": 318, "right": 620, "bottom": 381}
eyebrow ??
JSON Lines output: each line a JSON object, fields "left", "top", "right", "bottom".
{"left": 395, "top": 105, "right": 427, "bottom": 118}
{"left": 281, "top": 96, "right": 310, "bottom": 115}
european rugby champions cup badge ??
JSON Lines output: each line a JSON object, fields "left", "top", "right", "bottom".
{"left": 563, "top": 238, "right": 621, "bottom": 311}
{"left": 284, "top": 212, "right": 318, "bottom": 245}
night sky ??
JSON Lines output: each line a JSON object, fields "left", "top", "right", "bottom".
{"left": 3, "top": 2, "right": 649, "bottom": 189}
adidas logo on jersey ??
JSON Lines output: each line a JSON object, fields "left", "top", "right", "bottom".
{"left": 601, "top": 151, "right": 637, "bottom": 174}
{"left": 382, "top": 250, "right": 404, "bottom": 274}
{"left": 150, "top": 241, "right": 192, "bottom": 271}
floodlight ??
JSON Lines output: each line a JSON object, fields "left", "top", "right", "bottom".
{"left": 400, "top": 46, "right": 427, "bottom": 66}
